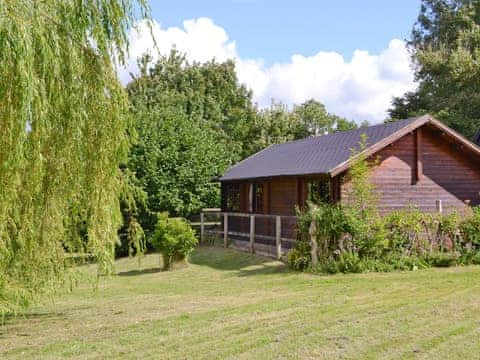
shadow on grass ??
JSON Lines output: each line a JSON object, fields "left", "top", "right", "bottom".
{"left": 116, "top": 267, "right": 163, "bottom": 277}
{"left": 1, "top": 311, "right": 67, "bottom": 332}
{"left": 190, "top": 246, "right": 289, "bottom": 277}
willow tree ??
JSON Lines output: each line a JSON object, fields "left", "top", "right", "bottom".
{"left": 0, "top": 1, "right": 148, "bottom": 316}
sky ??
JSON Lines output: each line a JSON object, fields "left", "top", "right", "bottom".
{"left": 119, "top": 1, "right": 422, "bottom": 123}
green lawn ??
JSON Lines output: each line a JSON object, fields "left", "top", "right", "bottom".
{"left": 2, "top": 247, "right": 480, "bottom": 359}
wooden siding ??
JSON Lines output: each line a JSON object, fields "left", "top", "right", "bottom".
{"left": 341, "top": 126, "right": 480, "bottom": 212}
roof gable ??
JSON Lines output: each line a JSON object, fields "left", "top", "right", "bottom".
{"left": 220, "top": 115, "right": 480, "bottom": 181}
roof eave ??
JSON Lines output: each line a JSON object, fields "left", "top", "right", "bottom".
{"left": 328, "top": 115, "right": 431, "bottom": 177}
{"left": 328, "top": 114, "right": 480, "bottom": 177}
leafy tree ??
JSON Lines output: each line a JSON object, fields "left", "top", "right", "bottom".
{"left": 389, "top": 0, "right": 480, "bottom": 140}
{"left": 244, "top": 102, "right": 297, "bottom": 154}
{"left": 0, "top": 1, "right": 148, "bottom": 315}
{"left": 127, "top": 52, "right": 250, "bottom": 226}
{"left": 291, "top": 99, "right": 335, "bottom": 137}
{"left": 245, "top": 100, "right": 358, "bottom": 155}
{"left": 334, "top": 117, "right": 359, "bottom": 132}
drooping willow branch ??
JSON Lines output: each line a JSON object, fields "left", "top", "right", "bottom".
{"left": 0, "top": 0, "right": 149, "bottom": 317}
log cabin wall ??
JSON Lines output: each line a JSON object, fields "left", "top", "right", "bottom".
{"left": 341, "top": 125, "right": 480, "bottom": 213}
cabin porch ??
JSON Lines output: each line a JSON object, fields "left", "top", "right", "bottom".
{"left": 198, "top": 209, "right": 298, "bottom": 258}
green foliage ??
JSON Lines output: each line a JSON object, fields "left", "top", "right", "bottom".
{"left": 333, "top": 252, "right": 365, "bottom": 273}
{"left": 117, "top": 168, "right": 148, "bottom": 258}
{"left": 247, "top": 100, "right": 358, "bottom": 156}
{"left": 460, "top": 206, "right": 480, "bottom": 246}
{"left": 293, "top": 205, "right": 480, "bottom": 274}
{"left": 458, "top": 250, "right": 480, "bottom": 265}
{"left": 297, "top": 202, "right": 353, "bottom": 256}
{"left": 383, "top": 208, "right": 427, "bottom": 254}
{"left": 389, "top": 0, "right": 480, "bottom": 140}
{"left": 343, "top": 134, "right": 385, "bottom": 257}
{"left": 286, "top": 241, "right": 311, "bottom": 271}
{"left": 127, "top": 51, "right": 251, "bottom": 224}
{"left": 346, "top": 134, "right": 378, "bottom": 216}
{"left": 150, "top": 213, "right": 198, "bottom": 270}
{"left": 0, "top": 0, "right": 148, "bottom": 316}
{"left": 426, "top": 252, "right": 460, "bottom": 267}
{"left": 334, "top": 117, "right": 360, "bottom": 132}
{"left": 317, "top": 253, "right": 431, "bottom": 274}
{"left": 291, "top": 99, "right": 335, "bottom": 138}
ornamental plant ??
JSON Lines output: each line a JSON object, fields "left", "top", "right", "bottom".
{"left": 150, "top": 213, "right": 198, "bottom": 270}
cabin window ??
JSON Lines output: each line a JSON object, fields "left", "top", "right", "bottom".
{"left": 254, "top": 183, "right": 264, "bottom": 213}
{"left": 307, "top": 179, "right": 331, "bottom": 204}
{"left": 248, "top": 183, "right": 264, "bottom": 213}
{"left": 224, "top": 183, "right": 240, "bottom": 212}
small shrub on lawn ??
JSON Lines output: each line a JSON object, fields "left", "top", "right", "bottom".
{"left": 150, "top": 212, "right": 198, "bottom": 270}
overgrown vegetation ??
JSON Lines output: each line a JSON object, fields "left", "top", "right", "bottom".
{"left": 288, "top": 136, "right": 480, "bottom": 274}
{"left": 0, "top": 0, "right": 148, "bottom": 317}
{"left": 291, "top": 203, "right": 480, "bottom": 274}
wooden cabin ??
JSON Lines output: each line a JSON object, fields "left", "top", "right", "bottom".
{"left": 219, "top": 115, "right": 480, "bottom": 250}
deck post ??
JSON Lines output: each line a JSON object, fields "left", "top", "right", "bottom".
{"left": 436, "top": 199, "right": 443, "bottom": 214}
{"left": 275, "top": 216, "right": 282, "bottom": 260}
{"left": 200, "top": 212, "right": 205, "bottom": 244}
{"left": 223, "top": 213, "right": 228, "bottom": 248}
{"left": 249, "top": 215, "right": 255, "bottom": 253}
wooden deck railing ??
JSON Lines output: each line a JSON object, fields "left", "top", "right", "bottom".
{"left": 197, "top": 209, "right": 297, "bottom": 259}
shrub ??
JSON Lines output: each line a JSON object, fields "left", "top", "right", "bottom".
{"left": 336, "top": 252, "right": 366, "bottom": 273}
{"left": 383, "top": 208, "right": 427, "bottom": 255}
{"left": 460, "top": 207, "right": 480, "bottom": 248}
{"left": 381, "top": 253, "right": 430, "bottom": 271}
{"left": 426, "top": 252, "right": 460, "bottom": 267}
{"left": 150, "top": 212, "right": 198, "bottom": 270}
{"left": 287, "top": 240, "right": 311, "bottom": 271}
{"left": 296, "top": 202, "right": 354, "bottom": 258}
{"left": 458, "top": 250, "right": 480, "bottom": 265}
{"left": 437, "top": 210, "right": 461, "bottom": 251}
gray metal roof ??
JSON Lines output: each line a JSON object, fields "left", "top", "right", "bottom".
{"left": 220, "top": 117, "right": 420, "bottom": 181}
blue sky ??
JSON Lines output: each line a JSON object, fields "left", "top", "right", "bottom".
{"left": 149, "top": 1, "right": 420, "bottom": 64}
{"left": 121, "top": 1, "right": 420, "bottom": 123}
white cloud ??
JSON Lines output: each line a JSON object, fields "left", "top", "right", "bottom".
{"left": 119, "top": 18, "right": 416, "bottom": 123}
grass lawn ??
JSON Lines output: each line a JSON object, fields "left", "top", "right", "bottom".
{"left": 1, "top": 247, "right": 480, "bottom": 359}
